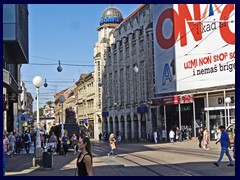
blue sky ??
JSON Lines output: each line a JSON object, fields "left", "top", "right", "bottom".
{"left": 22, "top": 4, "right": 141, "bottom": 111}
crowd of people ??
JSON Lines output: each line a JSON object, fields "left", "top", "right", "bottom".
{"left": 3, "top": 125, "right": 234, "bottom": 176}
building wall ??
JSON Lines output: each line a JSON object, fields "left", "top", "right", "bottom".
{"left": 102, "top": 4, "right": 157, "bottom": 141}
{"left": 3, "top": 4, "right": 29, "bottom": 133}
{"left": 75, "top": 73, "right": 96, "bottom": 138}
{"left": 94, "top": 13, "right": 120, "bottom": 139}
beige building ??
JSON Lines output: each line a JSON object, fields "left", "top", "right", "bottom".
{"left": 75, "top": 72, "right": 95, "bottom": 138}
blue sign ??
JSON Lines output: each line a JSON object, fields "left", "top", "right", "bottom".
{"left": 100, "top": 17, "right": 120, "bottom": 25}
{"left": 19, "top": 114, "right": 28, "bottom": 122}
{"left": 83, "top": 119, "right": 87, "bottom": 124}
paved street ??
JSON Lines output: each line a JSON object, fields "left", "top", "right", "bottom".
{"left": 5, "top": 140, "right": 235, "bottom": 176}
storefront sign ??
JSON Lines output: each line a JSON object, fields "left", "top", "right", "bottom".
{"left": 162, "top": 96, "right": 179, "bottom": 105}
{"left": 153, "top": 4, "right": 235, "bottom": 94}
{"left": 8, "top": 92, "right": 18, "bottom": 102}
{"left": 176, "top": 105, "right": 191, "bottom": 112}
{"left": 179, "top": 95, "right": 194, "bottom": 104}
{"left": 207, "top": 94, "right": 235, "bottom": 107}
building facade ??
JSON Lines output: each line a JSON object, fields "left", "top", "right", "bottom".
{"left": 152, "top": 4, "right": 235, "bottom": 140}
{"left": 3, "top": 4, "right": 29, "bottom": 133}
{"left": 101, "top": 4, "right": 156, "bottom": 141}
{"left": 101, "top": 4, "right": 235, "bottom": 141}
{"left": 94, "top": 7, "right": 124, "bottom": 139}
{"left": 75, "top": 73, "right": 95, "bottom": 138}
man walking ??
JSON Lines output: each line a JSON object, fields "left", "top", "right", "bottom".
{"left": 213, "top": 125, "right": 234, "bottom": 167}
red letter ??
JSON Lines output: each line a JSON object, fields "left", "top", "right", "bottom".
{"left": 220, "top": 4, "right": 235, "bottom": 45}
{"left": 177, "top": 4, "right": 202, "bottom": 47}
{"left": 156, "top": 8, "right": 179, "bottom": 49}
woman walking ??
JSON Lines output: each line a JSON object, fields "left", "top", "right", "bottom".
{"left": 108, "top": 133, "right": 117, "bottom": 157}
{"left": 203, "top": 127, "right": 210, "bottom": 150}
{"left": 76, "top": 137, "right": 93, "bottom": 176}
{"left": 71, "top": 133, "right": 78, "bottom": 155}
{"left": 62, "top": 131, "right": 70, "bottom": 156}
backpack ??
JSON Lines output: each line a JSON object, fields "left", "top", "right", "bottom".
{"left": 24, "top": 134, "right": 29, "bottom": 142}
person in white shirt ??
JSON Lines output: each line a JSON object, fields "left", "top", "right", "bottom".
{"left": 169, "top": 129, "right": 175, "bottom": 144}
{"left": 8, "top": 132, "right": 16, "bottom": 155}
{"left": 154, "top": 129, "right": 158, "bottom": 144}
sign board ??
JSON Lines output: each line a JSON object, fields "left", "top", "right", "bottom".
{"left": 153, "top": 4, "right": 235, "bottom": 94}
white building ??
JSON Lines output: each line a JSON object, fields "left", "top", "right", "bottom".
{"left": 100, "top": 5, "right": 156, "bottom": 141}
{"left": 94, "top": 6, "right": 125, "bottom": 139}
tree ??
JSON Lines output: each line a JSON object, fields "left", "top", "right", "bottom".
{"left": 46, "top": 101, "right": 53, "bottom": 106}
{"left": 33, "top": 108, "right": 44, "bottom": 117}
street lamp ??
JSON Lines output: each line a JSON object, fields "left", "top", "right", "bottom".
{"left": 33, "top": 76, "right": 43, "bottom": 166}
{"left": 59, "top": 95, "right": 66, "bottom": 155}
{"left": 225, "top": 97, "right": 231, "bottom": 127}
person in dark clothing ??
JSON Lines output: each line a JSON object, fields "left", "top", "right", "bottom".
{"left": 76, "top": 137, "right": 93, "bottom": 176}
{"left": 62, "top": 132, "right": 69, "bottom": 156}
{"left": 15, "top": 134, "right": 22, "bottom": 154}
{"left": 197, "top": 128, "right": 203, "bottom": 148}
{"left": 98, "top": 132, "right": 102, "bottom": 142}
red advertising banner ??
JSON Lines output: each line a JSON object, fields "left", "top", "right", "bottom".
{"left": 162, "top": 96, "right": 179, "bottom": 105}
{"left": 179, "top": 95, "right": 194, "bottom": 104}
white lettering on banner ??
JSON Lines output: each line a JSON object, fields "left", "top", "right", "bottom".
{"left": 153, "top": 4, "right": 235, "bottom": 94}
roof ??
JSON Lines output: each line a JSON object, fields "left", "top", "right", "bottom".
{"left": 119, "top": 4, "right": 147, "bottom": 25}
{"left": 54, "top": 88, "right": 68, "bottom": 100}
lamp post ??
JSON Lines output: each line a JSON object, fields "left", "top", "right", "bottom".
{"left": 33, "top": 76, "right": 43, "bottom": 166}
{"left": 225, "top": 97, "right": 231, "bottom": 127}
{"left": 59, "top": 95, "right": 66, "bottom": 155}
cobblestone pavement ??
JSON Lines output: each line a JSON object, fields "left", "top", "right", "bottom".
{"left": 5, "top": 140, "right": 236, "bottom": 176}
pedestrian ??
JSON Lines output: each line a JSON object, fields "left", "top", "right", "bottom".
{"left": 213, "top": 125, "right": 234, "bottom": 167}
{"left": 76, "top": 137, "right": 93, "bottom": 176}
{"left": 15, "top": 133, "right": 22, "bottom": 154}
{"left": 71, "top": 133, "right": 78, "bottom": 154}
{"left": 233, "top": 129, "right": 235, "bottom": 159}
{"left": 23, "top": 131, "right": 31, "bottom": 155}
{"left": 3, "top": 133, "right": 11, "bottom": 157}
{"left": 197, "top": 128, "right": 203, "bottom": 148}
{"left": 62, "top": 131, "right": 70, "bottom": 156}
{"left": 175, "top": 127, "right": 180, "bottom": 143}
{"left": 8, "top": 132, "right": 16, "bottom": 156}
{"left": 98, "top": 132, "right": 102, "bottom": 142}
{"left": 169, "top": 129, "right": 175, "bottom": 144}
{"left": 108, "top": 133, "right": 117, "bottom": 157}
{"left": 49, "top": 132, "right": 58, "bottom": 154}
{"left": 154, "top": 129, "right": 158, "bottom": 144}
{"left": 203, "top": 127, "right": 210, "bottom": 150}
{"left": 3, "top": 148, "right": 7, "bottom": 176}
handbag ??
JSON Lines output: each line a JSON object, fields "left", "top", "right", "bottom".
{"left": 111, "top": 142, "right": 116, "bottom": 150}
{"left": 67, "top": 140, "right": 71, "bottom": 145}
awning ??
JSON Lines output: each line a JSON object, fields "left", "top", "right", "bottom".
{"left": 102, "top": 111, "right": 109, "bottom": 117}
{"left": 137, "top": 105, "right": 148, "bottom": 114}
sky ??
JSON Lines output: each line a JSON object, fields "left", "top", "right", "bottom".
{"left": 21, "top": 4, "right": 141, "bottom": 111}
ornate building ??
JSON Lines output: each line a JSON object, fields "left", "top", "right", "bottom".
{"left": 93, "top": 7, "right": 124, "bottom": 139}
{"left": 100, "top": 4, "right": 157, "bottom": 141}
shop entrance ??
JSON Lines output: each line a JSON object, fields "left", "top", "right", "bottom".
{"left": 209, "top": 110, "right": 225, "bottom": 140}
{"left": 166, "top": 104, "right": 193, "bottom": 134}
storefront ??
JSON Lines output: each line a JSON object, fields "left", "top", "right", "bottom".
{"left": 203, "top": 90, "right": 235, "bottom": 140}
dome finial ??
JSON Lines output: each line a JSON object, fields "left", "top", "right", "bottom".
{"left": 100, "top": 6, "right": 123, "bottom": 25}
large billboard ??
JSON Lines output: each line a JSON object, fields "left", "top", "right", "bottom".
{"left": 153, "top": 4, "right": 235, "bottom": 94}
